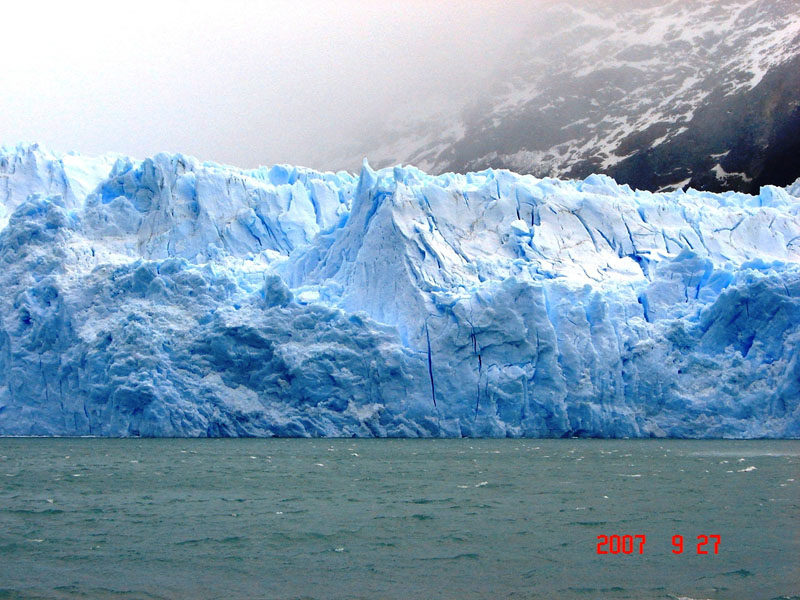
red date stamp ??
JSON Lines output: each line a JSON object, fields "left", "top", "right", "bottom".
{"left": 596, "top": 534, "right": 721, "bottom": 554}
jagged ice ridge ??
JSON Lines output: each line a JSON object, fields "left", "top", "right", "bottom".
{"left": 1, "top": 144, "right": 798, "bottom": 437}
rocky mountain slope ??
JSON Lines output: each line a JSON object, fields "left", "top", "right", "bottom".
{"left": 353, "top": 0, "right": 800, "bottom": 194}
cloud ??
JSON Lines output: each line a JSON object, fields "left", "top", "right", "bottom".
{"left": 1, "top": 0, "right": 539, "bottom": 170}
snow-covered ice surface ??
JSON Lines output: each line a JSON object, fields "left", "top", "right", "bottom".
{"left": 1, "top": 144, "right": 798, "bottom": 437}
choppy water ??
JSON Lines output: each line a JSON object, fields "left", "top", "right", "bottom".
{"left": 0, "top": 439, "right": 798, "bottom": 600}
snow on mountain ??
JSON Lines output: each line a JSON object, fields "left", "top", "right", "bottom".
{"left": 1, "top": 144, "right": 798, "bottom": 437}
{"left": 347, "top": 0, "right": 800, "bottom": 194}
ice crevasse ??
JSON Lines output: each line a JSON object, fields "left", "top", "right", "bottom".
{"left": 0, "top": 143, "right": 798, "bottom": 438}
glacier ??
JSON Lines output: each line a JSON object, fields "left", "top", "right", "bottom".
{"left": 0, "top": 143, "right": 798, "bottom": 438}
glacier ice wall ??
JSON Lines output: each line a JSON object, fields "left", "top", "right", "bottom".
{"left": 1, "top": 143, "right": 798, "bottom": 437}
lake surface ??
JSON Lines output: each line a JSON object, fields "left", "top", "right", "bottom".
{"left": 0, "top": 439, "right": 798, "bottom": 599}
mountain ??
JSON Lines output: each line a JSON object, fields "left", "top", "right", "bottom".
{"left": 0, "top": 144, "right": 799, "bottom": 437}
{"left": 349, "top": 0, "right": 800, "bottom": 194}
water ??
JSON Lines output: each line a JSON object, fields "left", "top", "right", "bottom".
{"left": 0, "top": 439, "right": 797, "bottom": 600}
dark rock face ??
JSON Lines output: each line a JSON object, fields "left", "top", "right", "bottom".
{"left": 608, "top": 54, "right": 800, "bottom": 194}
{"left": 359, "top": 0, "right": 800, "bottom": 193}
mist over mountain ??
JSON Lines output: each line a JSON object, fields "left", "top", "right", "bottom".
{"left": 340, "top": 0, "right": 800, "bottom": 194}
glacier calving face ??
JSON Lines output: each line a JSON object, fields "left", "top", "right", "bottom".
{"left": 0, "top": 143, "right": 798, "bottom": 437}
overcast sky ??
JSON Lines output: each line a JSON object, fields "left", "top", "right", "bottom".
{"left": 2, "top": 1, "right": 538, "bottom": 170}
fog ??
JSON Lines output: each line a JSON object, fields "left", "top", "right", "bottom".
{"left": 1, "top": 0, "right": 542, "bottom": 171}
